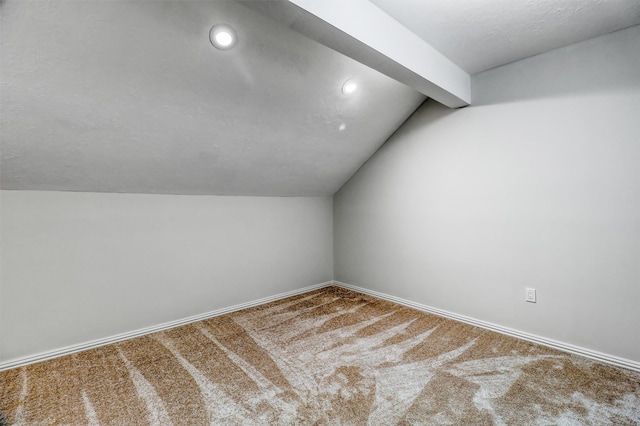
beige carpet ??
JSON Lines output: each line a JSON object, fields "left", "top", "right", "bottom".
{"left": 1, "top": 286, "right": 639, "bottom": 425}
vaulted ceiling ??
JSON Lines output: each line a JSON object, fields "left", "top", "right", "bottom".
{"left": 2, "top": 0, "right": 638, "bottom": 196}
{"left": 371, "top": 0, "right": 640, "bottom": 74}
{"left": 0, "top": 0, "right": 424, "bottom": 196}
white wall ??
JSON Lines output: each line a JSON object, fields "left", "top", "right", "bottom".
{"left": 334, "top": 26, "right": 640, "bottom": 362}
{"left": 0, "top": 190, "right": 333, "bottom": 362}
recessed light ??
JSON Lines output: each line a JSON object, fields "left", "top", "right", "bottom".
{"left": 339, "top": 123, "right": 347, "bottom": 131}
{"left": 210, "top": 24, "right": 237, "bottom": 50}
{"left": 342, "top": 79, "right": 357, "bottom": 95}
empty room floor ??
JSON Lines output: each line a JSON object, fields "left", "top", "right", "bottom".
{"left": 1, "top": 286, "right": 639, "bottom": 425}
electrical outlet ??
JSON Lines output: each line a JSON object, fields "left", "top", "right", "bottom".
{"left": 526, "top": 288, "right": 536, "bottom": 303}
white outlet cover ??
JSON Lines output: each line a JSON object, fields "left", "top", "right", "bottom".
{"left": 526, "top": 288, "right": 536, "bottom": 303}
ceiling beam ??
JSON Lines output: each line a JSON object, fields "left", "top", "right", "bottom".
{"left": 242, "top": 0, "right": 470, "bottom": 108}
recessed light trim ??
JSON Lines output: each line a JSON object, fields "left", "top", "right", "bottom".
{"left": 210, "top": 24, "right": 237, "bottom": 50}
{"left": 342, "top": 79, "right": 357, "bottom": 95}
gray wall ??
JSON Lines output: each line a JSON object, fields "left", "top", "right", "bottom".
{"left": 334, "top": 26, "right": 640, "bottom": 362}
{"left": 0, "top": 190, "right": 333, "bottom": 362}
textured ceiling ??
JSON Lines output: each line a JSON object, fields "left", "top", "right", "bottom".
{"left": 0, "top": 0, "right": 425, "bottom": 196}
{"left": 371, "top": 0, "right": 640, "bottom": 74}
{"left": 4, "top": 1, "right": 638, "bottom": 196}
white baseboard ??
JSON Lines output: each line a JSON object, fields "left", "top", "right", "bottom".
{"left": 3, "top": 280, "right": 638, "bottom": 373}
{"left": 332, "top": 281, "right": 640, "bottom": 373}
{"left": 0, "top": 281, "right": 334, "bottom": 372}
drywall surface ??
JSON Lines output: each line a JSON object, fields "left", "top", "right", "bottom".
{"left": 334, "top": 26, "right": 640, "bottom": 362}
{"left": 0, "top": 190, "right": 333, "bottom": 362}
{"left": 372, "top": 0, "right": 640, "bottom": 74}
{"left": 1, "top": 0, "right": 424, "bottom": 196}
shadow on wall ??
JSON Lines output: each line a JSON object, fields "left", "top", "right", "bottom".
{"left": 471, "top": 25, "right": 640, "bottom": 106}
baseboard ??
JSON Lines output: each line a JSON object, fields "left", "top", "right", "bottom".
{"left": 0, "top": 281, "right": 334, "bottom": 372}
{"left": 4, "top": 280, "right": 637, "bottom": 373}
{"left": 333, "top": 281, "right": 640, "bottom": 372}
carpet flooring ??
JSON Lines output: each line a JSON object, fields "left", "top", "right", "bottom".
{"left": 1, "top": 286, "right": 639, "bottom": 425}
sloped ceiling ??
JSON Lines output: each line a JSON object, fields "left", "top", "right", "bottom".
{"left": 371, "top": 0, "right": 640, "bottom": 74}
{"left": 0, "top": 0, "right": 425, "bottom": 196}
{"left": 3, "top": 1, "right": 639, "bottom": 197}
